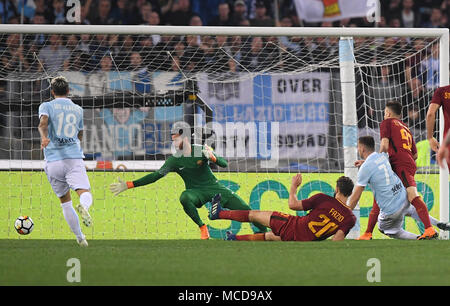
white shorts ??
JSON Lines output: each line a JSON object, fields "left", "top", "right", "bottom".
{"left": 377, "top": 199, "right": 414, "bottom": 235}
{"left": 44, "top": 159, "right": 91, "bottom": 198}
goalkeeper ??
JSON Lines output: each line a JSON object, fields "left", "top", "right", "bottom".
{"left": 110, "top": 122, "right": 267, "bottom": 239}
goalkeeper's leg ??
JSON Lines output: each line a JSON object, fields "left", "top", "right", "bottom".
{"left": 221, "top": 193, "right": 268, "bottom": 233}
{"left": 179, "top": 190, "right": 210, "bottom": 239}
{"left": 179, "top": 190, "right": 205, "bottom": 227}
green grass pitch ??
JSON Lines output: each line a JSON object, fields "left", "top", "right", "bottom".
{"left": 1, "top": 171, "right": 448, "bottom": 286}
{"left": 1, "top": 239, "right": 449, "bottom": 286}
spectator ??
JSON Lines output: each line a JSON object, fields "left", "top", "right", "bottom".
{"left": 139, "top": 2, "right": 153, "bottom": 25}
{"left": 143, "top": 11, "right": 162, "bottom": 46}
{"left": 230, "top": 0, "right": 247, "bottom": 25}
{"left": 38, "top": 34, "right": 70, "bottom": 73}
{"left": 191, "top": 0, "right": 224, "bottom": 26}
{"left": 29, "top": 13, "right": 47, "bottom": 48}
{"left": 51, "top": 0, "right": 66, "bottom": 24}
{"left": 421, "top": 7, "right": 445, "bottom": 27}
{"left": 400, "top": 0, "right": 421, "bottom": 27}
{"left": 181, "top": 34, "right": 205, "bottom": 72}
{"left": 163, "top": 0, "right": 194, "bottom": 26}
{"left": 115, "top": 35, "right": 135, "bottom": 70}
{"left": 241, "top": 36, "right": 265, "bottom": 71}
{"left": 1, "top": 34, "right": 30, "bottom": 73}
{"left": 250, "top": 0, "right": 274, "bottom": 27}
{"left": 402, "top": 77, "right": 431, "bottom": 137}
{"left": 111, "top": 0, "right": 134, "bottom": 25}
{"left": 422, "top": 43, "right": 440, "bottom": 90}
{"left": 278, "top": 16, "right": 301, "bottom": 54}
{"left": 209, "top": 2, "right": 232, "bottom": 26}
{"left": 130, "top": 52, "right": 151, "bottom": 93}
{"left": 88, "top": 0, "right": 116, "bottom": 25}
{"left": 0, "top": 0, "right": 19, "bottom": 24}
{"left": 367, "top": 65, "right": 403, "bottom": 129}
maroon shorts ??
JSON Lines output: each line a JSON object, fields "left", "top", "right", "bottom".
{"left": 269, "top": 212, "right": 312, "bottom": 241}
{"left": 392, "top": 165, "right": 417, "bottom": 188}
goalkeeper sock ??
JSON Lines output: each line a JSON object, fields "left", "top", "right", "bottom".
{"left": 79, "top": 192, "right": 93, "bottom": 211}
{"left": 366, "top": 199, "right": 380, "bottom": 233}
{"left": 236, "top": 233, "right": 265, "bottom": 241}
{"left": 219, "top": 210, "right": 250, "bottom": 222}
{"left": 411, "top": 196, "right": 432, "bottom": 229}
{"left": 61, "top": 201, "right": 84, "bottom": 241}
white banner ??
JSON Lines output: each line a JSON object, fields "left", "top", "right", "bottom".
{"left": 198, "top": 73, "right": 330, "bottom": 160}
{"left": 294, "top": 0, "right": 376, "bottom": 23}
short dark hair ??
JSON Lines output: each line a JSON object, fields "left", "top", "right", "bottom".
{"left": 386, "top": 101, "right": 402, "bottom": 116}
{"left": 358, "top": 136, "right": 375, "bottom": 151}
{"left": 336, "top": 176, "right": 354, "bottom": 197}
{"left": 51, "top": 76, "right": 69, "bottom": 96}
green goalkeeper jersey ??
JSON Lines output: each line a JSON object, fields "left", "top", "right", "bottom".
{"left": 132, "top": 145, "right": 228, "bottom": 189}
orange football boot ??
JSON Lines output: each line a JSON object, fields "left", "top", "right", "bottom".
{"left": 417, "top": 227, "right": 438, "bottom": 240}
{"left": 357, "top": 232, "right": 373, "bottom": 240}
{"left": 200, "top": 224, "right": 210, "bottom": 240}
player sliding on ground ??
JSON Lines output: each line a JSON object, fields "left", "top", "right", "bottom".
{"left": 109, "top": 121, "right": 267, "bottom": 239}
{"left": 357, "top": 101, "right": 438, "bottom": 240}
{"left": 349, "top": 136, "right": 450, "bottom": 240}
{"left": 208, "top": 174, "right": 356, "bottom": 241}
{"left": 38, "top": 76, "right": 93, "bottom": 247}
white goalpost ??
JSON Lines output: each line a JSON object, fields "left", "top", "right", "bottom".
{"left": 0, "top": 25, "right": 448, "bottom": 240}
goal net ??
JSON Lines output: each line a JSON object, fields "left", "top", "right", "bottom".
{"left": 0, "top": 25, "right": 448, "bottom": 240}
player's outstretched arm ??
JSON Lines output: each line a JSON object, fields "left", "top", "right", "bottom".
{"left": 288, "top": 173, "right": 304, "bottom": 211}
{"left": 109, "top": 160, "right": 173, "bottom": 196}
{"left": 347, "top": 185, "right": 364, "bottom": 210}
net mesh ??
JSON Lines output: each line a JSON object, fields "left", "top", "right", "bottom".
{"left": 0, "top": 30, "right": 442, "bottom": 239}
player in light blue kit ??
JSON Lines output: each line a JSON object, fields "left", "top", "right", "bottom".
{"left": 38, "top": 76, "right": 93, "bottom": 247}
{"left": 348, "top": 136, "right": 445, "bottom": 239}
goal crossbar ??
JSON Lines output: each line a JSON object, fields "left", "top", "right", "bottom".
{"left": 0, "top": 24, "right": 448, "bottom": 38}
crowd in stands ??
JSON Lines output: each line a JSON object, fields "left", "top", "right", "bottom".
{"left": 0, "top": 0, "right": 448, "bottom": 139}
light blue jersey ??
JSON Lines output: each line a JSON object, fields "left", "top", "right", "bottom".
{"left": 38, "top": 98, "right": 84, "bottom": 162}
{"left": 357, "top": 152, "right": 407, "bottom": 216}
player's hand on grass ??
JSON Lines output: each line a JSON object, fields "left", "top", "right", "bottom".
{"left": 109, "top": 178, "right": 129, "bottom": 196}
{"left": 291, "top": 173, "right": 302, "bottom": 188}
{"left": 41, "top": 137, "right": 50, "bottom": 149}
{"left": 428, "top": 137, "right": 440, "bottom": 152}
{"left": 202, "top": 145, "right": 217, "bottom": 162}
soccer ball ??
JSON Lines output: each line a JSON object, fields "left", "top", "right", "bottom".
{"left": 14, "top": 216, "right": 34, "bottom": 235}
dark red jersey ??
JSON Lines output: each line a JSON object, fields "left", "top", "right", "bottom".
{"left": 431, "top": 85, "right": 450, "bottom": 138}
{"left": 380, "top": 118, "right": 417, "bottom": 172}
{"left": 271, "top": 193, "right": 355, "bottom": 241}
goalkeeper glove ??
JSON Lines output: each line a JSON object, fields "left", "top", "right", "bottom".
{"left": 202, "top": 145, "right": 217, "bottom": 163}
{"left": 109, "top": 178, "right": 134, "bottom": 196}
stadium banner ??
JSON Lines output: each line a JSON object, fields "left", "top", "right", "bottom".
{"left": 197, "top": 72, "right": 330, "bottom": 160}
{"left": 293, "top": 0, "right": 377, "bottom": 23}
{"left": 57, "top": 71, "right": 331, "bottom": 160}
{"left": 0, "top": 171, "right": 440, "bottom": 240}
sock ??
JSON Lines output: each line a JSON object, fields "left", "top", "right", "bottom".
{"left": 406, "top": 205, "right": 440, "bottom": 226}
{"left": 61, "top": 201, "right": 84, "bottom": 241}
{"left": 236, "top": 233, "right": 265, "bottom": 241}
{"left": 79, "top": 192, "right": 93, "bottom": 210}
{"left": 366, "top": 199, "right": 380, "bottom": 233}
{"left": 411, "top": 196, "right": 432, "bottom": 229}
{"left": 219, "top": 210, "right": 250, "bottom": 222}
